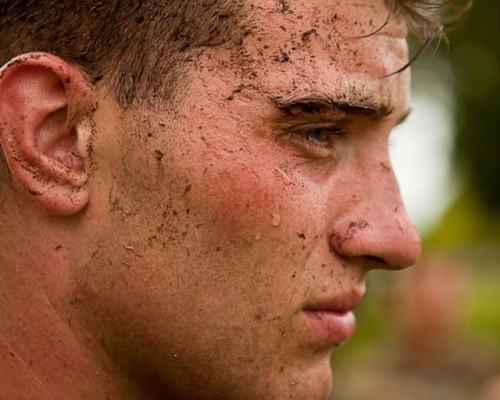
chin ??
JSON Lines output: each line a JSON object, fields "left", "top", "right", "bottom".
{"left": 194, "top": 357, "right": 334, "bottom": 400}
{"left": 266, "top": 357, "right": 334, "bottom": 400}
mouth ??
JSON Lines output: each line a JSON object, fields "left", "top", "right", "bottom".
{"left": 302, "top": 287, "right": 365, "bottom": 347}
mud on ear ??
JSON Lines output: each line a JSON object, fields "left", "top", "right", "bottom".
{"left": 0, "top": 53, "right": 95, "bottom": 215}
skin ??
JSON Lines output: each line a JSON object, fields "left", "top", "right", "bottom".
{"left": 0, "top": 0, "right": 421, "bottom": 399}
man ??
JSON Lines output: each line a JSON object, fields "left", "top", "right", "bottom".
{"left": 0, "top": 1, "right": 467, "bottom": 399}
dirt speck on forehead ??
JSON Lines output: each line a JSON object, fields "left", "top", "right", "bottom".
{"left": 277, "top": 0, "right": 291, "bottom": 13}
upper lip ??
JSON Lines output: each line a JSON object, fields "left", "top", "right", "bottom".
{"left": 302, "top": 285, "right": 366, "bottom": 313}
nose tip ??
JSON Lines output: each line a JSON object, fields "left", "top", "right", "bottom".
{"left": 330, "top": 206, "right": 422, "bottom": 271}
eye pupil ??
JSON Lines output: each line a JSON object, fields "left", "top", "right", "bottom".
{"left": 306, "top": 128, "right": 329, "bottom": 142}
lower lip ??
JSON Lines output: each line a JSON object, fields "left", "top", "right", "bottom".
{"left": 303, "top": 310, "right": 356, "bottom": 346}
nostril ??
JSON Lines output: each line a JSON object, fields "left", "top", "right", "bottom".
{"left": 365, "top": 255, "right": 387, "bottom": 267}
{"left": 365, "top": 255, "right": 416, "bottom": 271}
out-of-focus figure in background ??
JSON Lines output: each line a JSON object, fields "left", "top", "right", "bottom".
{"left": 333, "top": 251, "right": 500, "bottom": 400}
{"left": 479, "top": 375, "right": 500, "bottom": 400}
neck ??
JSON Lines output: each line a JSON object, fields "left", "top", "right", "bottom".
{"left": 0, "top": 333, "right": 57, "bottom": 399}
{"left": 0, "top": 204, "right": 162, "bottom": 399}
{"left": 0, "top": 258, "right": 151, "bottom": 399}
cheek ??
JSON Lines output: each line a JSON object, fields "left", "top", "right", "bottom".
{"left": 186, "top": 157, "right": 331, "bottom": 276}
{"left": 197, "top": 162, "right": 281, "bottom": 236}
{"left": 189, "top": 150, "right": 328, "bottom": 244}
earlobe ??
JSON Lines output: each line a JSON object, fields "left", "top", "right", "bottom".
{"left": 0, "top": 53, "right": 94, "bottom": 215}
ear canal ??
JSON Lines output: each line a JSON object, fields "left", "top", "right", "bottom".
{"left": 37, "top": 106, "right": 86, "bottom": 172}
{"left": 0, "top": 53, "right": 93, "bottom": 215}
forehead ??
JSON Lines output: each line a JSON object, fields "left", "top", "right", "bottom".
{"left": 248, "top": 0, "right": 406, "bottom": 34}
{"left": 224, "top": 0, "right": 410, "bottom": 110}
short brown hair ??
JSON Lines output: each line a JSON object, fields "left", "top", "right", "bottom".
{"left": 0, "top": 0, "right": 248, "bottom": 106}
{"left": 387, "top": 0, "right": 467, "bottom": 38}
{"left": 383, "top": 0, "right": 473, "bottom": 73}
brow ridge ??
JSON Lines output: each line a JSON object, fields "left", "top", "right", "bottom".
{"left": 270, "top": 94, "right": 395, "bottom": 120}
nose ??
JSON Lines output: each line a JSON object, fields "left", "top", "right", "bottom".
{"left": 329, "top": 160, "right": 421, "bottom": 271}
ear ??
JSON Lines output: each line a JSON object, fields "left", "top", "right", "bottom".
{"left": 0, "top": 53, "right": 95, "bottom": 215}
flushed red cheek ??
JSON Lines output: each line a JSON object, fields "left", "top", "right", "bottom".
{"left": 195, "top": 163, "right": 284, "bottom": 239}
{"left": 189, "top": 158, "right": 328, "bottom": 257}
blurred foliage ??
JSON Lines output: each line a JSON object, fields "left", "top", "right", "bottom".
{"left": 425, "top": 188, "right": 500, "bottom": 340}
{"left": 448, "top": 0, "right": 500, "bottom": 214}
{"left": 425, "top": 188, "right": 500, "bottom": 248}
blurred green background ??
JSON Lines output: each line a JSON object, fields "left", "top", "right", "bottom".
{"left": 332, "top": 1, "right": 500, "bottom": 398}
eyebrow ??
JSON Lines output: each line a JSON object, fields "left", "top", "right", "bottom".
{"left": 270, "top": 94, "right": 409, "bottom": 124}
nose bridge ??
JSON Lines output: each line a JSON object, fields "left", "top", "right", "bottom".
{"left": 330, "top": 157, "right": 421, "bottom": 270}
{"left": 369, "top": 159, "right": 409, "bottom": 222}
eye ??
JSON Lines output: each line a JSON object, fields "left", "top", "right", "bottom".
{"left": 285, "top": 123, "right": 347, "bottom": 159}
{"left": 295, "top": 126, "right": 343, "bottom": 144}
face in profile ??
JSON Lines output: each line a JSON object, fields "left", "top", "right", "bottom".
{"left": 64, "top": 0, "right": 420, "bottom": 398}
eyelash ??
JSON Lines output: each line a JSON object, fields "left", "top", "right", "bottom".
{"left": 286, "top": 124, "right": 347, "bottom": 158}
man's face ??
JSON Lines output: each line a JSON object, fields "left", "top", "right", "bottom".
{"left": 73, "top": 0, "right": 420, "bottom": 398}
